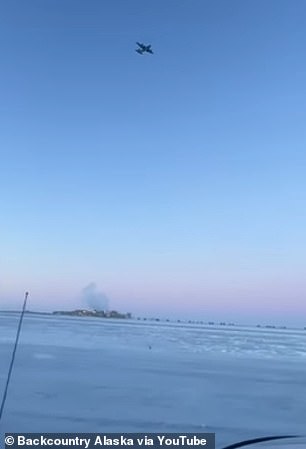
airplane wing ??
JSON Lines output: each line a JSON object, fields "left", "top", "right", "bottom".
{"left": 136, "top": 49, "right": 144, "bottom": 54}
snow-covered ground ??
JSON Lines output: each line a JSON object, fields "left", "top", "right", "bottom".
{"left": 0, "top": 313, "right": 305, "bottom": 448}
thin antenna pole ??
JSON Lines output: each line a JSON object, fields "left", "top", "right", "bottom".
{"left": 0, "top": 291, "right": 29, "bottom": 423}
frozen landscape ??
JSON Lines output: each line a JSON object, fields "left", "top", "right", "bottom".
{"left": 0, "top": 312, "right": 305, "bottom": 448}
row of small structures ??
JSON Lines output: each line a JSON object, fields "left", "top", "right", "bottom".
{"left": 51, "top": 310, "right": 306, "bottom": 330}
{"left": 136, "top": 317, "right": 291, "bottom": 329}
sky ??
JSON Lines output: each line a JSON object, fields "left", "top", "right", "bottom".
{"left": 1, "top": 0, "right": 306, "bottom": 326}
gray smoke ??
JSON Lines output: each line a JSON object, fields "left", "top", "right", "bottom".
{"left": 81, "top": 282, "right": 109, "bottom": 311}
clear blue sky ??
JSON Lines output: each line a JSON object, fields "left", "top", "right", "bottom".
{"left": 1, "top": 0, "right": 306, "bottom": 326}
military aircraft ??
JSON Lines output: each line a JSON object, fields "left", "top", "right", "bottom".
{"left": 135, "top": 42, "right": 154, "bottom": 55}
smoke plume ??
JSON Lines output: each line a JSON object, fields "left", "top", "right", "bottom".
{"left": 81, "top": 282, "right": 109, "bottom": 311}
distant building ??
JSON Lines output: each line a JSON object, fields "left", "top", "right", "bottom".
{"left": 52, "top": 309, "right": 132, "bottom": 319}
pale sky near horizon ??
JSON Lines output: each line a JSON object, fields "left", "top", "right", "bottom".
{"left": 1, "top": 1, "right": 306, "bottom": 326}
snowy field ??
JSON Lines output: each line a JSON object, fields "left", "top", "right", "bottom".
{"left": 0, "top": 312, "right": 305, "bottom": 448}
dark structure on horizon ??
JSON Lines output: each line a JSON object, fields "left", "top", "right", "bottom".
{"left": 52, "top": 309, "right": 132, "bottom": 319}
